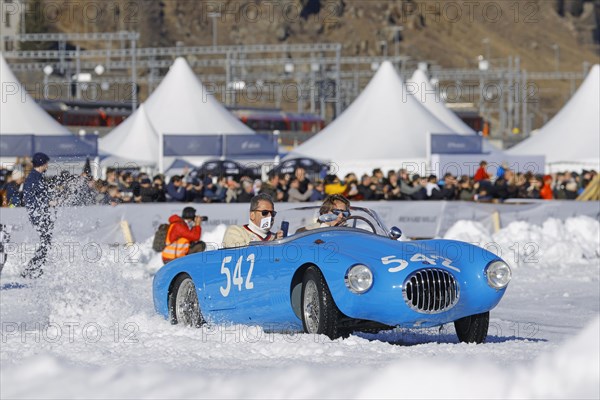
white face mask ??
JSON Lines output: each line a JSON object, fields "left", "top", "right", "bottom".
{"left": 259, "top": 216, "right": 272, "bottom": 231}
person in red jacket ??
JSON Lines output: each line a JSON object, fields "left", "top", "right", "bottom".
{"left": 474, "top": 160, "right": 490, "bottom": 182}
{"left": 540, "top": 175, "right": 554, "bottom": 200}
{"left": 162, "top": 206, "right": 205, "bottom": 264}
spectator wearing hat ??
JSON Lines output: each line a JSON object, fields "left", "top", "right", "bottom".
{"left": 22, "top": 152, "right": 54, "bottom": 278}
{"left": 5, "top": 169, "right": 25, "bottom": 207}
{"left": 139, "top": 177, "right": 159, "bottom": 203}
{"left": 153, "top": 175, "right": 167, "bottom": 202}
{"left": 162, "top": 206, "right": 205, "bottom": 264}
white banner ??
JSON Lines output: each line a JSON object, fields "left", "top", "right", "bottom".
{"left": 1, "top": 201, "right": 598, "bottom": 246}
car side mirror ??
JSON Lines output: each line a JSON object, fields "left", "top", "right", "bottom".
{"left": 390, "top": 226, "right": 402, "bottom": 240}
{"left": 318, "top": 213, "right": 338, "bottom": 223}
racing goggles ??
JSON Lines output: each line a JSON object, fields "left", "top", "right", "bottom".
{"left": 253, "top": 209, "right": 277, "bottom": 217}
{"left": 332, "top": 209, "right": 350, "bottom": 218}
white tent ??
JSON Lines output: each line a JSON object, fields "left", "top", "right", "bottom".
{"left": 144, "top": 57, "right": 253, "bottom": 136}
{"left": 99, "top": 104, "right": 158, "bottom": 166}
{"left": 100, "top": 57, "right": 259, "bottom": 171}
{"left": 508, "top": 64, "right": 600, "bottom": 171}
{"left": 408, "top": 68, "right": 503, "bottom": 156}
{"left": 286, "top": 61, "right": 454, "bottom": 176}
{"left": 0, "top": 53, "right": 70, "bottom": 136}
{"left": 408, "top": 69, "right": 475, "bottom": 134}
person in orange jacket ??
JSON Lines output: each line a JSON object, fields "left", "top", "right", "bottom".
{"left": 162, "top": 206, "right": 205, "bottom": 264}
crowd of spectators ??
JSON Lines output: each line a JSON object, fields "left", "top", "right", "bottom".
{"left": 0, "top": 160, "right": 597, "bottom": 208}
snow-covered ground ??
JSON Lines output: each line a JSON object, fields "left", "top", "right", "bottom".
{"left": 1, "top": 217, "right": 598, "bottom": 399}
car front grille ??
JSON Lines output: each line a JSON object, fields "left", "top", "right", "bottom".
{"left": 403, "top": 269, "right": 459, "bottom": 314}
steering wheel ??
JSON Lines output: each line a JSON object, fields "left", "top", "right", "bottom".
{"left": 336, "top": 215, "right": 377, "bottom": 233}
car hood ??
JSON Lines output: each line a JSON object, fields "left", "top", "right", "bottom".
{"left": 309, "top": 230, "right": 498, "bottom": 272}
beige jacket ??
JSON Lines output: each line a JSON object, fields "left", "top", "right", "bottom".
{"left": 222, "top": 224, "right": 275, "bottom": 248}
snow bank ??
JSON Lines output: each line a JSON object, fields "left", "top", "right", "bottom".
{"left": 444, "top": 216, "right": 600, "bottom": 268}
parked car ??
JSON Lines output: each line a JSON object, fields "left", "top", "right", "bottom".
{"left": 153, "top": 206, "right": 511, "bottom": 343}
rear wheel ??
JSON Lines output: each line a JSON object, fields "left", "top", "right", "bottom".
{"left": 454, "top": 311, "right": 489, "bottom": 344}
{"left": 169, "top": 274, "right": 204, "bottom": 328}
{"left": 301, "top": 266, "right": 342, "bottom": 339}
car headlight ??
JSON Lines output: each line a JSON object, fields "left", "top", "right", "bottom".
{"left": 485, "top": 261, "right": 512, "bottom": 289}
{"left": 345, "top": 264, "right": 373, "bottom": 294}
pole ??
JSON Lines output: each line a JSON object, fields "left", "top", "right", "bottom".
{"left": 507, "top": 56, "right": 513, "bottom": 134}
{"left": 208, "top": 13, "right": 220, "bottom": 47}
{"left": 479, "top": 72, "right": 484, "bottom": 116}
{"left": 213, "top": 17, "right": 217, "bottom": 47}
{"left": 59, "top": 40, "right": 66, "bottom": 73}
{"left": 522, "top": 69, "right": 528, "bottom": 137}
{"left": 131, "top": 36, "right": 137, "bottom": 110}
{"left": 75, "top": 45, "right": 81, "bottom": 99}
{"left": 43, "top": 73, "right": 48, "bottom": 100}
{"left": 310, "top": 55, "right": 316, "bottom": 114}
{"left": 335, "top": 46, "right": 341, "bottom": 118}
{"left": 514, "top": 57, "right": 520, "bottom": 130}
{"left": 225, "top": 52, "right": 231, "bottom": 105}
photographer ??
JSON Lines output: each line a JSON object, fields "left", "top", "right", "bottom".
{"left": 161, "top": 206, "right": 206, "bottom": 264}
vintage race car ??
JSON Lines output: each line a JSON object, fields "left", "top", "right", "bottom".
{"left": 153, "top": 206, "right": 511, "bottom": 343}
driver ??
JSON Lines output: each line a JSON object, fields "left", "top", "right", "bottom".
{"left": 222, "top": 193, "right": 284, "bottom": 248}
{"left": 299, "top": 194, "right": 351, "bottom": 232}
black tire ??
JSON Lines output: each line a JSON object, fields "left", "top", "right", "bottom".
{"left": 454, "top": 311, "right": 489, "bottom": 344}
{"left": 301, "top": 266, "right": 342, "bottom": 339}
{"left": 168, "top": 274, "right": 204, "bottom": 328}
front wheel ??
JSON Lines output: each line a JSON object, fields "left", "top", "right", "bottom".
{"left": 169, "top": 274, "right": 204, "bottom": 328}
{"left": 301, "top": 266, "right": 342, "bottom": 339}
{"left": 454, "top": 311, "right": 489, "bottom": 344}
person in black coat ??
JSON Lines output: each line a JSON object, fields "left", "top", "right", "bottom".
{"left": 22, "top": 153, "right": 54, "bottom": 279}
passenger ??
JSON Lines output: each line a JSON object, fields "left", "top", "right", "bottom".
{"left": 162, "top": 206, "right": 206, "bottom": 264}
{"left": 222, "top": 193, "right": 284, "bottom": 248}
{"left": 299, "top": 194, "right": 351, "bottom": 232}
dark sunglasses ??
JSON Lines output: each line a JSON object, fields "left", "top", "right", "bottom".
{"left": 332, "top": 209, "right": 350, "bottom": 217}
{"left": 253, "top": 209, "right": 277, "bottom": 217}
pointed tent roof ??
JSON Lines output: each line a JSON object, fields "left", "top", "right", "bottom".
{"left": 287, "top": 61, "right": 454, "bottom": 161}
{"left": 508, "top": 64, "right": 600, "bottom": 164}
{"left": 0, "top": 53, "right": 70, "bottom": 135}
{"left": 408, "top": 69, "right": 502, "bottom": 155}
{"left": 99, "top": 104, "right": 158, "bottom": 164}
{"left": 408, "top": 69, "right": 476, "bottom": 134}
{"left": 144, "top": 57, "right": 253, "bottom": 135}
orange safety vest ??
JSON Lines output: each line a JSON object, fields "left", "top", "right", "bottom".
{"left": 161, "top": 224, "right": 191, "bottom": 262}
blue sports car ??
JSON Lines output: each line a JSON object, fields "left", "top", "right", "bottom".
{"left": 153, "top": 206, "right": 511, "bottom": 343}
